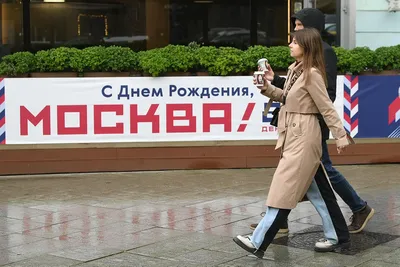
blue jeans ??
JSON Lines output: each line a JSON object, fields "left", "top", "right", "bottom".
{"left": 321, "top": 139, "right": 366, "bottom": 213}
{"left": 250, "top": 179, "right": 338, "bottom": 249}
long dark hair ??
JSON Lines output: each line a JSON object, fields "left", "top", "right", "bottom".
{"left": 291, "top": 28, "right": 327, "bottom": 86}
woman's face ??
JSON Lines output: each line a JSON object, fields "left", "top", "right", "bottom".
{"left": 289, "top": 37, "right": 303, "bottom": 60}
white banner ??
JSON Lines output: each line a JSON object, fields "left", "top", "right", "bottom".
{"left": 4, "top": 76, "right": 344, "bottom": 144}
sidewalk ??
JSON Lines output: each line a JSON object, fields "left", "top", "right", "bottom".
{"left": 0, "top": 164, "right": 399, "bottom": 266}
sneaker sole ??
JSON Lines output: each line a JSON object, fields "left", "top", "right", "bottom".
{"left": 349, "top": 208, "right": 375, "bottom": 234}
{"left": 278, "top": 228, "right": 289, "bottom": 234}
{"left": 314, "top": 241, "right": 350, "bottom": 252}
{"left": 233, "top": 237, "right": 264, "bottom": 259}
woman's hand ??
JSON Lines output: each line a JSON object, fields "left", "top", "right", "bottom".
{"left": 337, "top": 133, "right": 354, "bottom": 154}
{"left": 253, "top": 74, "right": 268, "bottom": 90}
{"left": 258, "top": 65, "right": 275, "bottom": 82}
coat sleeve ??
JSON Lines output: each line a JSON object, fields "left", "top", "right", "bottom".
{"left": 259, "top": 82, "right": 285, "bottom": 103}
{"left": 271, "top": 74, "right": 286, "bottom": 88}
{"left": 324, "top": 45, "right": 337, "bottom": 103}
{"left": 307, "top": 69, "right": 348, "bottom": 147}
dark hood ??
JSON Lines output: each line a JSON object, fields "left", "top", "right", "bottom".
{"left": 291, "top": 8, "right": 325, "bottom": 33}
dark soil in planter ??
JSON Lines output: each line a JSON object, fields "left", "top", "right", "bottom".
{"left": 83, "top": 72, "right": 131, "bottom": 77}
{"left": 359, "top": 70, "right": 400, "bottom": 76}
{"left": 163, "top": 72, "right": 191, "bottom": 76}
{"left": 30, "top": 72, "right": 78, "bottom": 78}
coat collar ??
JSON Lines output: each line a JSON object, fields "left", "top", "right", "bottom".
{"left": 288, "top": 60, "right": 303, "bottom": 72}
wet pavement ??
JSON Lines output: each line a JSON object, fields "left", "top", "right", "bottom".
{"left": 0, "top": 164, "right": 399, "bottom": 266}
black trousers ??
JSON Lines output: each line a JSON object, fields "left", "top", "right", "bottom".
{"left": 314, "top": 164, "right": 350, "bottom": 243}
{"left": 257, "top": 169, "right": 350, "bottom": 252}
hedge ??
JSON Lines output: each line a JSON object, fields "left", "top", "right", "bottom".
{"left": 0, "top": 43, "right": 399, "bottom": 77}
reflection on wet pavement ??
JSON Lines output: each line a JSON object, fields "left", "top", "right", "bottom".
{"left": 0, "top": 164, "right": 399, "bottom": 266}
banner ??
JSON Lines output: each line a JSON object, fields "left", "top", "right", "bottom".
{"left": 4, "top": 76, "right": 342, "bottom": 144}
{"left": 343, "top": 75, "right": 400, "bottom": 138}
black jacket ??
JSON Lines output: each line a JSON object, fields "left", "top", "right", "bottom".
{"left": 272, "top": 8, "right": 337, "bottom": 140}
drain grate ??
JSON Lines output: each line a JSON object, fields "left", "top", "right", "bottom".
{"left": 272, "top": 226, "right": 400, "bottom": 255}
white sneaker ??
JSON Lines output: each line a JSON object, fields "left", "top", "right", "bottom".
{"left": 233, "top": 235, "right": 264, "bottom": 258}
{"left": 314, "top": 239, "right": 338, "bottom": 252}
{"left": 237, "top": 235, "right": 256, "bottom": 249}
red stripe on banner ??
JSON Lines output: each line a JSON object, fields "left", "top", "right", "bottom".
{"left": 344, "top": 91, "right": 351, "bottom": 103}
{"left": 344, "top": 112, "right": 350, "bottom": 124}
{"left": 351, "top": 119, "right": 359, "bottom": 131}
{"left": 351, "top": 97, "right": 359, "bottom": 110}
{"left": 0, "top": 117, "right": 4, "bottom": 127}
{"left": 241, "top": 103, "right": 256, "bottom": 121}
{"left": 351, "top": 76, "right": 358, "bottom": 89}
{"left": 237, "top": 124, "right": 246, "bottom": 132}
{"left": 0, "top": 94, "right": 4, "bottom": 104}
{"left": 0, "top": 140, "right": 4, "bottom": 145}
{"left": 388, "top": 98, "right": 400, "bottom": 124}
{"left": 345, "top": 75, "right": 351, "bottom": 82}
{"left": 236, "top": 103, "right": 255, "bottom": 132}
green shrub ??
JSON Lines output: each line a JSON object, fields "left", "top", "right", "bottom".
{"left": 333, "top": 46, "right": 351, "bottom": 74}
{"left": 347, "top": 47, "right": 375, "bottom": 74}
{"left": 242, "top": 45, "right": 269, "bottom": 72}
{"left": 103, "top": 46, "right": 138, "bottom": 72}
{"left": 161, "top": 45, "right": 197, "bottom": 72}
{"left": 138, "top": 48, "right": 169, "bottom": 76}
{"left": 35, "top": 47, "right": 81, "bottom": 72}
{"left": 0, "top": 44, "right": 399, "bottom": 76}
{"left": 80, "top": 46, "right": 108, "bottom": 72}
{"left": 197, "top": 46, "right": 246, "bottom": 76}
{"left": 0, "top": 52, "right": 36, "bottom": 76}
{"left": 374, "top": 45, "right": 400, "bottom": 71}
{"left": 265, "top": 46, "right": 294, "bottom": 71}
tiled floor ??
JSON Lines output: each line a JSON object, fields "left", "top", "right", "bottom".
{"left": 0, "top": 164, "right": 399, "bottom": 266}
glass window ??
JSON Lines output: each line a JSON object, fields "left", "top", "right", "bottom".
{"left": 30, "top": 0, "right": 147, "bottom": 52}
{"left": 0, "top": 0, "right": 23, "bottom": 57}
{"left": 26, "top": 0, "right": 297, "bottom": 52}
{"left": 168, "top": 0, "right": 251, "bottom": 50}
{"left": 310, "top": 0, "right": 339, "bottom": 46}
{"left": 256, "top": 0, "right": 291, "bottom": 47}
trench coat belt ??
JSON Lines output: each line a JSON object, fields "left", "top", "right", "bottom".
{"left": 263, "top": 98, "right": 275, "bottom": 117}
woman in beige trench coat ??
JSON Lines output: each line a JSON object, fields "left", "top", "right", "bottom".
{"left": 233, "top": 28, "right": 352, "bottom": 258}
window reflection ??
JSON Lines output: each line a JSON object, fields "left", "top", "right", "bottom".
{"left": 169, "top": 0, "right": 288, "bottom": 49}
{"left": 314, "top": 0, "right": 338, "bottom": 46}
{"left": 257, "top": 0, "right": 291, "bottom": 47}
{"left": 30, "top": 0, "right": 147, "bottom": 52}
{"left": 0, "top": 0, "right": 23, "bottom": 57}
{"left": 168, "top": 1, "right": 251, "bottom": 49}
{"left": 8, "top": 0, "right": 340, "bottom": 53}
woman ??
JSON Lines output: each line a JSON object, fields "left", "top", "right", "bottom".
{"left": 233, "top": 28, "right": 352, "bottom": 258}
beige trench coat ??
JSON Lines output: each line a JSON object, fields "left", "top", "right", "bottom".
{"left": 260, "top": 62, "right": 349, "bottom": 209}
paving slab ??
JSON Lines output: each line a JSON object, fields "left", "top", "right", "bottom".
{"left": 0, "top": 164, "right": 398, "bottom": 266}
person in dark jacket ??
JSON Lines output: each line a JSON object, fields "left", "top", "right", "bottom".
{"left": 250, "top": 8, "right": 374, "bottom": 234}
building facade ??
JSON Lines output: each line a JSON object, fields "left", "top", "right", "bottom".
{"left": 4, "top": 0, "right": 396, "bottom": 58}
{"left": 341, "top": 0, "right": 400, "bottom": 50}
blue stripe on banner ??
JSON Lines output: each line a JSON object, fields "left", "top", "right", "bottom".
{"left": 0, "top": 132, "right": 4, "bottom": 143}
{"left": 0, "top": 86, "right": 4, "bottom": 97}
{"left": 0, "top": 110, "right": 4, "bottom": 120}
{"left": 350, "top": 112, "right": 359, "bottom": 123}
{"left": 343, "top": 106, "right": 351, "bottom": 115}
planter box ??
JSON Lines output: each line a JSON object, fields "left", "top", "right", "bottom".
{"left": 30, "top": 72, "right": 78, "bottom": 78}
{"left": 83, "top": 72, "right": 131, "bottom": 77}
{"left": 4, "top": 70, "right": 400, "bottom": 78}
